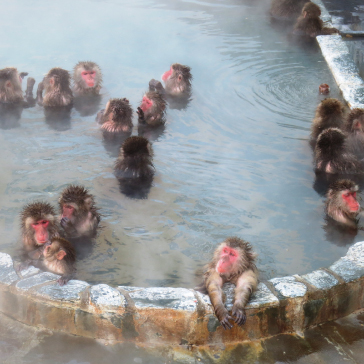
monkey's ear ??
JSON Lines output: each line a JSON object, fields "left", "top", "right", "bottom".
{"left": 327, "top": 189, "right": 335, "bottom": 199}
{"left": 56, "top": 250, "right": 67, "bottom": 260}
{"left": 84, "top": 197, "right": 93, "bottom": 209}
{"left": 303, "top": 11, "right": 307, "bottom": 18}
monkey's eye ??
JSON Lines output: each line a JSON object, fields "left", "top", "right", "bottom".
{"left": 223, "top": 248, "right": 229, "bottom": 254}
{"left": 90, "top": 72, "right": 96, "bottom": 76}
{"left": 41, "top": 220, "right": 48, "bottom": 225}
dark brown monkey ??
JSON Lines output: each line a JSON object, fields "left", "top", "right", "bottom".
{"left": 59, "top": 185, "right": 100, "bottom": 239}
{"left": 20, "top": 202, "right": 60, "bottom": 253}
{"left": 315, "top": 128, "right": 363, "bottom": 174}
{"left": 149, "top": 63, "right": 192, "bottom": 97}
{"left": 0, "top": 67, "right": 35, "bottom": 107}
{"left": 270, "top": 0, "right": 309, "bottom": 21}
{"left": 72, "top": 61, "right": 102, "bottom": 96}
{"left": 344, "top": 108, "right": 364, "bottom": 160}
{"left": 310, "top": 98, "right": 345, "bottom": 142}
{"left": 30, "top": 237, "right": 76, "bottom": 286}
{"left": 114, "top": 136, "right": 154, "bottom": 179}
{"left": 293, "top": 2, "right": 339, "bottom": 37}
{"left": 325, "top": 179, "right": 360, "bottom": 228}
{"left": 96, "top": 98, "right": 133, "bottom": 133}
{"left": 137, "top": 91, "right": 166, "bottom": 126}
{"left": 319, "top": 83, "right": 330, "bottom": 95}
{"left": 37, "top": 67, "right": 73, "bottom": 107}
{"left": 199, "top": 237, "right": 258, "bottom": 330}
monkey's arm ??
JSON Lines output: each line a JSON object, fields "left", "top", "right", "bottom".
{"left": 36, "top": 81, "right": 44, "bottom": 106}
{"left": 232, "top": 269, "right": 258, "bottom": 326}
{"left": 206, "top": 272, "right": 233, "bottom": 330}
{"left": 58, "top": 266, "right": 76, "bottom": 286}
{"left": 137, "top": 107, "right": 146, "bottom": 123}
{"left": 149, "top": 79, "right": 165, "bottom": 94}
{"left": 95, "top": 109, "right": 105, "bottom": 124}
{"left": 60, "top": 217, "right": 79, "bottom": 238}
{"left": 23, "top": 77, "right": 36, "bottom": 107}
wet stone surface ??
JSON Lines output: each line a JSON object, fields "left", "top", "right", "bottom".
{"left": 19, "top": 266, "right": 41, "bottom": 278}
{"left": 36, "top": 280, "right": 89, "bottom": 302}
{"left": 247, "top": 283, "right": 279, "bottom": 308}
{"left": 301, "top": 270, "right": 338, "bottom": 290}
{"left": 90, "top": 284, "right": 126, "bottom": 308}
{"left": 126, "top": 287, "right": 197, "bottom": 311}
{"left": 270, "top": 276, "right": 307, "bottom": 298}
{"left": 329, "top": 257, "right": 364, "bottom": 283}
{"left": 0, "top": 253, "right": 19, "bottom": 286}
{"left": 345, "top": 241, "right": 364, "bottom": 266}
{"left": 15, "top": 272, "right": 59, "bottom": 291}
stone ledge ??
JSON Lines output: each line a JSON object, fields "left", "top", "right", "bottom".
{"left": 0, "top": 241, "right": 364, "bottom": 345}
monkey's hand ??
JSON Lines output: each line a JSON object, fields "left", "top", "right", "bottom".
{"left": 57, "top": 276, "right": 69, "bottom": 286}
{"left": 19, "top": 72, "right": 29, "bottom": 79}
{"left": 216, "top": 307, "right": 233, "bottom": 330}
{"left": 60, "top": 216, "right": 70, "bottom": 228}
{"left": 36, "top": 81, "right": 44, "bottom": 106}
{"left": 137, "top": 107, "right": 146, "bottom": 122}
{"left": 96, "top": 109, "right": 105, "bottom": 124}
{"left": 16, "top": 259, "right": 31, "bottom": 273}
{"left": 232, "top": 304, "right": 247, "bottom": 326}
{"left": 149, "top": 79, "right": 165, "bottom": 94}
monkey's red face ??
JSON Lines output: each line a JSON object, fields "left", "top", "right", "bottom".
{"left": 81, "top": 71, "right": 96, "bottom": 87}
{"left": 140, "top": 96, "right": 153, "bottom": 112}
{"left": 342, "top": 191, "right": 360, "bottom": 212}
{"left": 31, "top": 220, "right": 50, "bottom": 244}
{"left": 216, "top": 246, "right": 239, "bottom": 274}
{"left": 319, "top": 84, "right": 329, "bottom": 95}
{"left": 62, "top": 204, "right": 75, "bottom": 219}
{"left": 162, "top": 67, "right": 173, "bottom": 81}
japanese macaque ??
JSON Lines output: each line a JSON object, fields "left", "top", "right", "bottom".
{"left": 270, "top": 0, "right": 309, "bottom": 21}
{"left": 20, "top": 202, "right": 59, "bottom": 253}
{"left": 293, "top": 2, "right": 339, "bottom": 37}
{"left": 149, "top": 63, "right": 192, "bottom": 97}
{"left": 137, "top": 91, "right": 166, "bottom": 127}
{"left": 344, "top": 108, "right": 364, "bottom": 160}
{"left": 30, "top": 237, "right": 76, "bottom": 286}
{"left": 315, "top": 128, "right": 363, "bottom": 174}
{"left": 310, "top": 98, "right": 345, "bottom": 142}
{"left": 72, "top": 61, "right": 102, "bottom": 96}
{"left": 199, "top": 237, "right": 258, "bottom": 330}
{"left": 114, "top": 136, "right": 154, "bottom": 179}
{"left": 96, "top": 98, "right": 133, "bottom": 133}
{"left": 325, "top": 179, "right": 360, "bottom": 228}
{"left": 319, "top": 83, "right": 330, "bottom": 95}
{"left": 37, "top": 67, "right": 73, "bottom": 108}
{"left": 0, "top": 67, "right": 35, "bottom": 107}
{"left": 59, "top": 185, "right": 100, "bottom": 239}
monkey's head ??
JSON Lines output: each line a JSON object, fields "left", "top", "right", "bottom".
{"left": 302, "top": 2, "right": 321, "bottom": 18}
{"left": 121, "top": 136, "right": 153, "bottom": 158}
{"left": 318, "top": 98, "right": 344, "bottom": 118}
{"left": 46, "top": 68, "right": 71, "bottom": 90}
{"left": 316, "top": 128, "right": 345, "bottom": 156}
{"left": 44, "top": 237, "right": 76, "bottom": 263}
{"left": 140, "top": 91, "right": 166, "bottom": 115}
{"left": 162, "top": 63, "right": 192, "bottom": 95}
{"left": 346, "top": 108, "right": 364, "bottom": 133}
{"left": 215, "top": 237, "right": 256, "bottom": 277}
{"left": 73, "top": 61, "right": 102, "bottom": 90}
{"left": 59, "top": 185, "right": 95, "bottom": 219}
{"left": 21, "top": 202, "right": 57, "bottom": 246}
{"left": 319, "top": 84, "right": 330, "bottom": 95}
{"left": 0, "top": 67, "right": 23, "bottom": 102}
{"left": 327, "top": 179, "right": 360, "bottom": 215}
{"left": 107, "top": 98, "right": 133, "bottom": 123}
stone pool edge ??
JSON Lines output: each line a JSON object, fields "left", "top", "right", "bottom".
{"left": 316, "top": 0, "right": 364, "bottom": 109}
{"left": 1, "top": 241, "right": 364, "bottom": 345}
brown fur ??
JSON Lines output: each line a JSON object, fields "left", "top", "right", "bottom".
{"left": 98, "top": 98, "right": 133, "bottom": 133}
{"left": 270, "top": 0, "right": 309, "bottom": 21}
{"left": 138, "top": 91, "right": 166, "bottom": 126}
{"left": 344, "top": 108, "right": 364, "bottom": 160}
{"left": 20, "top": 202, "right": 59, "bottom": 252}
{"left": 311, "top": 98, "right": 345, "bottom": 141}
{"left": 200, "top": 237, "right": 258, "bottom": 329}
{"left": 0, "top": 67, "right": 24, "bottom": 104}
{"left": 59, "top": 185, "right": 100, "bottom": 238}
{"left": 38, "top": 67, "right": 73, "bottom": 107}
{"left": 114, "top": 136, "right": 154, "bottom": 179}
{"left": 164, "top": 63, "right": 192, "bottom": 96}
{"left": 72, "top": 61, "right": 102, "bottom": 96}
{"left": 326, "top": 179, "right": 360, "bottom": 228}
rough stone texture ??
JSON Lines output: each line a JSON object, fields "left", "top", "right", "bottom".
{"left": 329, "top": 258, "right": 364, "bottom": 283}
{"left": 15, "top": 272, "right": 59, "bottom": 291}
{"left": 36, "top": 280, "right": 89, "bottom": 302}
{"left": 345, "top": 241, "right": 364, "bottom": 266}
{"left": 90, "top": 284, "right": 126, "bottom": 309}
{"left": 302, "top": 270, "right": 338, "bottom": 290}
{"left": 317, "top": 35, "right": 364, "bottom": 109}
{"left": 269, "top": 276, "right": 307, "bottom": 298}
{"left": 128, "top": 287, "right": 197, "bottom": 311}
{"left": 247, "top": 283, "right": 279, "bottom": 308}
{"left": 0, "top": 253, "right": 19, "bottom": 286}
{"left": 19, "top": 265, "right": 40, "bottom": 278}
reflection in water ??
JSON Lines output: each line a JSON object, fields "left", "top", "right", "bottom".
{"left": 44, "top": 106, "right": 72, "bottom": 131}
{"left": 0, "top": 0, "right": 357, "bottom": 288}
{"left": 102, "top": 130, "right": 131, "bottom": 158}
{"left": 0, "top": 104, "right": 23, "bottom": 129}
{"left": 323, "top": 215, "right": 359, "bottom": 247}
{"left": 74, "top": 94, "right": 102, "bottom": 117}
{"left": 117, "top": 175, "right": 154, "bottom": 200}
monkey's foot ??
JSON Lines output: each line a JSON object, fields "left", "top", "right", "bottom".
{"left": 232, "top": 306, "right": 246, "bottom": 326}
{"left": 219, "top": 314, "right": 233, "bottom": 330}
